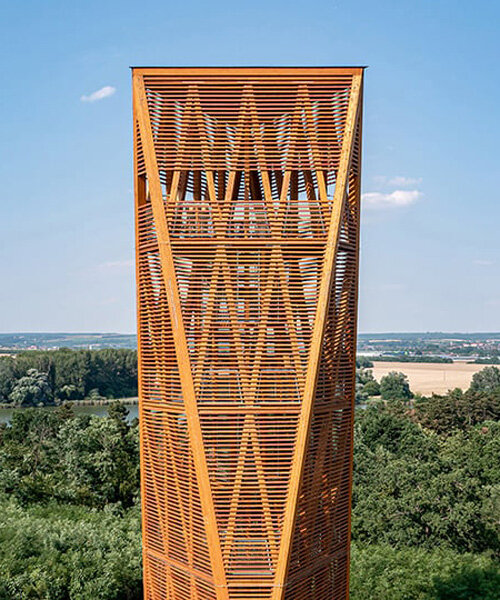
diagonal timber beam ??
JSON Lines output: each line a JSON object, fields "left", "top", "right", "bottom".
{"left": 133, "top": 72, "right": 229, "bottom": 600}
{"left": 270, "top": 73, "right": 362, "bottom": 600}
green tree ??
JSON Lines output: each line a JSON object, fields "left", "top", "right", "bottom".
{"left": 0, "top": 499, "right": 142, "bottom": 600}
{"left": 356, "top": 356, "right": 374, "bottom": 369}
{"left": 380, "top": 371, "right": 412, "bottom": 401}
{"left": 56, "top": 415, "right": 140, "bottom": 507}
{"left": 352, "top": 409, "right": 499, "bottom": 554}
{"left": 0, "top": 357, "right": 15, "bottom": 402}
{"left": 431, "top": 564, "right": 500, "bottom": 600}
{"left": 356, "top": 363, "right": 377, "bottom": 404}
{"left": 9, "top": 369, "right": 52, "bottom": 407}
{"left": 108, "top": 401, "right": 129, "bottom": 423}
{"left": 355, "top": 404, "right": 436, "bottom": 459}
{"left": 363, "top": 379, "right": 381, "bottom": 396}
{"left": 470, "top": 366, "right": 500, "bottom": 393}
{"left": 350, "top": 544, "right": 500, "bottom": 600}
{"left": 355, "top": 383, "right": 368, "bottom": 405}
{"left": 0, "top": 408, "right": 139, "bottom": 508}
{"left": 413, "top": 388, "right": 500, "bottom": 434}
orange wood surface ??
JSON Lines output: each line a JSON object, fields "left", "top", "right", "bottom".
{"left": 133, "top": 67, "right": 363, "bottom": 600}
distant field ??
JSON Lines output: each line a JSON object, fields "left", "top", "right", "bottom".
{"left": 371, "top": 361, "right": 486, "bottom": 395}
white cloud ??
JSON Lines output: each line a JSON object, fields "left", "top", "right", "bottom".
{"left": 374, "top": 175, "right": 422, "bottom": 187}
{"left": 81, "top": 85, "right": 116, "bottom": 103}
{"left": 388, "top": 176, "right": 422, "bottom": 186}
{"left": 362, "top": 189, "right": 422, "bottom": 209}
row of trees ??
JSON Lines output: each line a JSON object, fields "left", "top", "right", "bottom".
{"left": 0, "top": 349, "right": 138, "bottom": 406}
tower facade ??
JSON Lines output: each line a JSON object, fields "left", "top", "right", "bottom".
{"left": 133, "top": 67, "right": 363, "bottom": 600}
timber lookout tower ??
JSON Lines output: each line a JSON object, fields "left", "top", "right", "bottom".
{"left": 133, "top": 66, "right": 364, "bottom": 600}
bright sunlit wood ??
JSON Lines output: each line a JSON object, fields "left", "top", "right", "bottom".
{"left": 133, "top": 66, "right": 364, "bottom": 600}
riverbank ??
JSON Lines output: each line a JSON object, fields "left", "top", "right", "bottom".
{"left": 0, "top": 397, "right": 138, "bottom": 410}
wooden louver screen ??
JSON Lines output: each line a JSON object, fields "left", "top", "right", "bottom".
{"left": 133, "top": 67, "right": 363, "bottom": 600}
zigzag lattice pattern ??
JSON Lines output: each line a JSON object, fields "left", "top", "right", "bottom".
{"left": 133, "top": 67, "right": 363, "bottom": 600}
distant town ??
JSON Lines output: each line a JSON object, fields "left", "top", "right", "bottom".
{"left": 358, "top": 332, "right": 500, "bottom": 364}
{"left": 0, "top": 332, "right": 137, "bottom": 352}
{"left": 2, "top": 331, "right": 499, "bottom": 364}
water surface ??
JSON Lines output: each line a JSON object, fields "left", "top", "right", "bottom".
{"left": 0, "top": 402, "right": 139, "bottom": 424}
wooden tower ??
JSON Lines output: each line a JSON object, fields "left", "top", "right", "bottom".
{"left": 133, "top": 67, "right": 364, "bottom": 600}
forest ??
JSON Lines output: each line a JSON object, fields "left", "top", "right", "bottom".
{"left": 0, "top": 349, "right": 138, "bottom": 405}
{"left": 0, "top": 368, "right": 498, "bottom": 598}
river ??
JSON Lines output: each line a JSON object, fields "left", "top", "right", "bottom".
{"left": 0, "top": 402, "right": 139, "bottom": 424}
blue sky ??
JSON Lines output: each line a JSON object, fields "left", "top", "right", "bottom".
{"left": 1, "top": 0, "right": 498, "bottom": 333}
